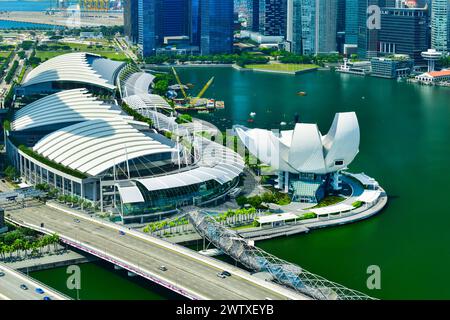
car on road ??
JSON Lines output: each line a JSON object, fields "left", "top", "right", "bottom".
{"left": 35, "top": 288, "right": 44, "bottom": 294}
{"left": 0, "top": 271, "right": 5, "bottom": 277}
{"left": 119, "top": 230, "right": 126, "bottom": 236}
{"left": 74, "top": 219, "right": 81, "bottom": 223}
{"left": 158, "top": 266, "right": 167, "bottom": 271}
{"left": 221, "top": 271, "right": 231, "bottom": 277}
{"left": 1, "top": 179, "right": 5, "bottom": 183}
{"left": 216, "top": 272, "right": 226, "bottom": 279}
{"left": 43, "top": 296, "right": 52, "bottom": 300}
{"left": 20, "top": 284, "right": 28, "bottom": 290}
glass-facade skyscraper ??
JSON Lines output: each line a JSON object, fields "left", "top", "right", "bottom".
{"left": 138, "top": 0, "right": 161, "bottom": 57}
{"left": 124, "top": 0, "right": 139, "bottom": 43}
{"left": 200, "top": 0, "right": 234, "bottom": 55}
{"left": 431, "top": 0, "right": 450, "bottom": 53}
{"left": 358, "top": 0, "right": 386, "bottom": 59}
{"left": 133, "top": 0, "right": 233, "bottom": 56}
{"left": 345, "top": 0, "right": 359, "bottom": 45}
{"left": 379, "top": 7, "right": 429, "bottom": 63}
{"left": 257, "top": 0, "right": 288, "bottom": 36}
{"left": 287, "top": 0, "right": 336, "bottom": 55}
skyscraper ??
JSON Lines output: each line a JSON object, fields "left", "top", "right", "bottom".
{"left": 287, "top": 0, "right": 337, "bottom": 55}
{"left": 124, "top": 0, "right": 139, "bottom": 43}
{"left": 345, "top": 0, "right": 359, "bottom": 45}
{"left": 315, "top": 0, "right": 337, "bottom": 53}
{"left": 138, "top": 0, "right": 161, "bottom": 57}
{"left": 257, "top": 0, "right": 288, "bottom": 36}
{"left": 200, "top": 0, "right": 234, "bottom": 55}
{"left": 162, "top": 0, "right": 190, "bottom": 37}
{"left": 133, "top": 0, "right": 234, "bottom": 56}
{"left": 358, "top": 0, "right": 386, "bottom": 59}
{"left": 379, "top": 7, "right": 429, "bottom": 63}
{"left": 431, "top": 0, "right": 450, "bottom": 53}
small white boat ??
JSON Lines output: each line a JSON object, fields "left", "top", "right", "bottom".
{"left": 280, "top": 121, "right": 287, "bottom": 126}
{"left": 250, "top": 112, "right": 256, "bottom": 117}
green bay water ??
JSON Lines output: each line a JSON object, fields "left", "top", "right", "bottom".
{"left": 30, "top": 261, "right": 183, "bottom": 300}
{"left": 31, "top": 68, "right": 450, "bottom": 299}
{"left": 174, "top": 67, "right": 450, "bottom": 299}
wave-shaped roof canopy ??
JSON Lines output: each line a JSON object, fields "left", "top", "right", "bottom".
{"left": 12, "top": 89, "right": 133, "bottom": 132}
{"left": 33, "top": 118, "right": 175, "bottom": 176}
{"left": 22, "top": 52, "right": 125, "bottom": 91}
{"left": 235, "top": 112, "right": 360, "bottom": 175}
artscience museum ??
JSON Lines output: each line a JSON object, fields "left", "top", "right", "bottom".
{"left": 235, "top": 112, "right": 360, "bottom": 203}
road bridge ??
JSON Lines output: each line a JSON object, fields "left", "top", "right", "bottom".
{"left": 0, "top": 262, "right": 69, "bottom": 300}
{"left": 5, "top": 203, "right": 309, "bottom": 300}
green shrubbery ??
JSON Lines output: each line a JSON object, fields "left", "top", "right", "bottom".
{"left": 176, "top": 113, "right": 193, "bottom": 124}
{"left": 236, "top": 191, "right": 291, "bottom": 208}
{"left": 121, "top": 103, "right": 153, "bottom": 127}
{"left": 352, "top": 201, "right": 363, "bottom": 208}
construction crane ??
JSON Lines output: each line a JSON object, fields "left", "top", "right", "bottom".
{"left": 172, "top": 67, "right": 188, "bottom": 101}
{"left": 171, "top": 67, "right": 215, "bottom": 107}
{"left": 191, "top": 77, "right": 214, "bottom": 106}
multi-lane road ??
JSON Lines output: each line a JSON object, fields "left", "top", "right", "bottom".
{"left": 0, "top": 263, "right": 68, "bottom": 300}
{"left": 6, "top": 204, "right": 309, "bottom": 300}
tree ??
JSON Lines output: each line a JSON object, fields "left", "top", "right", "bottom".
{"left": 4, "top": 165, "right": 18, "bottom": 181}
{"left": 153, "top": 79, "right": 169, "bottom": 96}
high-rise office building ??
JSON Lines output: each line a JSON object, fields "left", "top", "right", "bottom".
{"left": 316, "top": 0, "right": 337, "bottom": 53}
{"left": 257, "top": 0, "right": 288, "bottom": 36}
{"left": 358, "top": 0, "right": 386, "bottom": 59}
{"left": 124, "top": 0, "right": 139, "bottom": 43}
{"left": 162, "top": 0, "right": 190, "bottom": 37}
{"left": 336, "top": 0, "right": 346, "bottom": 53}
{"left": 138, "top": 0, "right": 161, "bottom": 57}
{"left": 379, "top": 7, "right": 429, "bottom": 63}
{"left": 287, "top": 0, "right": 337, "bottom": 55}
{"left": 345, "top": 0, "right": 359, "bottom": 45}
{"left": 431, "top": 0, "right": 450, "bottom": 53}
{"left": 133, "top": 0, "right": 234, "bottom": 56}
{"left": 200, "top": 0, "right": 234, "bottom": 55}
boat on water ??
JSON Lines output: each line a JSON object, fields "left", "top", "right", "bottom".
{"left": 215, "top": 101, "right": 225, "bottom": 109}
{"left": 280, "top": 121, "right": 287, "bottom": 126}
{"left": 198, "top": 110, "right": 209, "bottom": 114}
{"left": 296, "top": 91, "right": 307, "bottom": 96}
{"left": 250, "top": 112, "right": 256, "bottom": 117}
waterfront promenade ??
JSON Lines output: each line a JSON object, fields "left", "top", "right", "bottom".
{"left": 5, "top": 203, "right": 309, "bottom": 300}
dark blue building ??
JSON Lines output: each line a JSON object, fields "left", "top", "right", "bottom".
{"left": 138, "top": 0, "right": 162, "bottom": 56}
{"left": 200, "top": 0, "right": 234, "bottom": 55}
{"left": 133, "top": 0, "right": 233, "bottom": 56}
{"left": 124, "top": 0, "right": 139, "bottom": 43}
{"left": 345, "top": 0, "right": 359, "bottom": 46}
{"left": 379, "top": 7, "right": 429, "bottom": 64}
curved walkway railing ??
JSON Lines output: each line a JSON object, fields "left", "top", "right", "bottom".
{"left": 188, "top": 210, "right": 375, "bottom": 300}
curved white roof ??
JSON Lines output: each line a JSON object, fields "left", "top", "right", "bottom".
{"left": 22, "top": 52, "right": 125, "bottom": 90}
{"left": 235, "top": 112, "right": 360, "bottom": 174}
{"left": 123, "top": 72, "right": 155, "bottom": 96}
{"left": 123, "top": 93, "right": 172, "bottom": 110}
{"left": 33, "top": 119, "right": 175, "bottom": 177}
{"left": 11, "top": 89, "right": 133, "bottom": 131}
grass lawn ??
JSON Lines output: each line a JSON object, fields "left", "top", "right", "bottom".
{"left": 311, "top": 195, "right": 346, "bottom": 209}
{"left": 245, "top": 63, "right": 319, "bottom": 72}
{"left": 35, "top": 50, "right": 70, "bottom": 60}
{"left": 36, "top": 49, "right": 128, "bottom": 62}
{"left": 0, "top": 51, "right": 11, "bottom": 59}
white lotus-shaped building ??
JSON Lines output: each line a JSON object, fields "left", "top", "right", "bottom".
{"left": 235, "top": 112, "right": 360, "bottom": 203}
